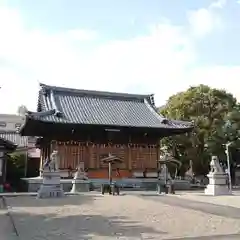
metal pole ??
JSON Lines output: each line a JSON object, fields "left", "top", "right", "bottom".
{"left": 164, "top": 164, "right": 167, "bottom": 185}
{"left": 226, "top": 143, "right": 232, "bottom": 192}
{"left": 24, "top": 151, "right": 28, "bottom": 177}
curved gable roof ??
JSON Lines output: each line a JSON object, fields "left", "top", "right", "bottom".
{"left": 24, "top": 83, "right": 193, "bottom": 130}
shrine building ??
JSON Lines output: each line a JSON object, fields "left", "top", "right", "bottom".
{"left": 20, "top": 83, "right": 193, "bottom": 179}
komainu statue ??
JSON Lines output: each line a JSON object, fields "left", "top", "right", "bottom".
{"left": 74, "top": 162, "right": 88, "bottom": 180}
{"left": 42, "top": 150, "right": 59, "bottom": 172}
{"left": 209, "top": 156, "right": 223, "bottom": 174}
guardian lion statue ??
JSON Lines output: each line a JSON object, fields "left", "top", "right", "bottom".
{"left": 42, "top": 150, "right": 59, "bottom": 172}
{"left": 210, "top": 156, "right": 223, "bottom": 174}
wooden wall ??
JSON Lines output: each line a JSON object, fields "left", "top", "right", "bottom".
{"left": 55, "top": 142, "right": 158, "bottom": 170}
{"left": 39, "top": 127, "right": 161, "bottom": 179}
{"left": 40, "top": 141, "right": 159, "bottom": 172}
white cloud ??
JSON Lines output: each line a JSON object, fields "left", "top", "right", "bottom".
{"left": 0, "top": 4, "right": 239, "bottom": 115}
{"left": 87, "top": 24, "right": 196, "bottom": 92}
{"left": 66, "top": 29, "right": 98, "bottom": 41}
{"left": 187, "top": 0, "right": 226, "bottom": 38}
{"left": 188, "top": 66, "right": 240, "bottom": 97}
{"left": 210, "top": 0, "right": 227, "bottom": 9}
{"left": 188, "top": 8, "right": 216, "bottom": 37}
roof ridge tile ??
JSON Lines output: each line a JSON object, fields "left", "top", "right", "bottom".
{"left": 39, "top": 83, "right": 152, "bottom": 101}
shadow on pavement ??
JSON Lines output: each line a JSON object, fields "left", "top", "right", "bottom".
{"left": 4, "top": 194, "right": 102, "bottom": 208}
{"left": 10, "top": 211, "right": 167, "bottom": 239}
{"left": 166, "top": 232, "right": 240, "bottom": 240}
{"left": 139, "top": 194, "right": 240, "bottom": 219}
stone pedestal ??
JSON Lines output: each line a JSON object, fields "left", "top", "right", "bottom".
{"left": 37, "top": 171, "right": 64, "bottom": 198}
{"left": 158, "top": 164, "right": 172, "bottom": 182}
{"left": 205, "top": 156, "right": 231, "bottom": 196}
{"left": 70, "top": 179, "right": 90, "bottom": 193}
{"left": 205, "top": 173, "right": 231, "bottom": 195}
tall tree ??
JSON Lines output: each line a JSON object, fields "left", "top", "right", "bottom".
{"left": 161, "top": 85, "right": 239, "bottom": 175}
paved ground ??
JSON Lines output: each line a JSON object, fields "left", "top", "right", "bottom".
{"left": 0, "top": 198, "right": 18, "bottom": 240}
{"left": 136, "top": 191, "right": 240, "bottom": 239}
{"left": 166, "top": 191, "right": 240, "bottom": 209}
{"left": 138, "top": 193, "right": 240, "bottom": 219}
{"left": 2, "top": 192, "right": 240, "bottom": 239}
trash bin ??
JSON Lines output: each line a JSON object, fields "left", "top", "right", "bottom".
{"left": 168, "top": 184, "right": 175, "bottom": 194}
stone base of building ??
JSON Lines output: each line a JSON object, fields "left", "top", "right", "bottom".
{"left": 70, "top": 179, "right": 90, "bottom": 193}
{"left": 22, "top": 177, "right": 191, "bottom": 192}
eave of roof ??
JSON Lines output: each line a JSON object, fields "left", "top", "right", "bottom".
{"left": 0, "top": 137, "right": 17, "bottom": 151}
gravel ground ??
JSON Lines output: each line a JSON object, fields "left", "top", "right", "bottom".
{"left": 2, "top": 194, "right": 240, "bottom": 240}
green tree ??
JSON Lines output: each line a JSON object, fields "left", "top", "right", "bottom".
{"left": 161, "top": 85, "right": 239, "bottom": 175}
{"left": 6, "top": 153, "right": 26, "bottom": 191}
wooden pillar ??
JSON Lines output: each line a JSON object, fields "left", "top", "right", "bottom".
{"left": 156, "top": 140, "right": 160, "bottom": 170}
{"left": 39, "top": 149, "right": 44, "bottom": 177}
{"left": 50, "top": 140, "right": 56, "bottom": 153}
{"left": 88, "top": 144, "right": 93, "bottom": 168}
{"left": 128, "top": 135, "right": 132, "bottom": 170}
{"left": 39, "top": 138, "right": 50, "bottom": 176}
{"left": 96, "top": 144, "right": 100, "bottom": 168}
{"left": 128, "top": 146, "right": 132, "bottom": 170}
{"left": 68, "top": 144, "right": 74, "bottom": 168}
{"left": 78, "top": 143, "right": 82, "bottom": 168}
{"left": 63, "top": 142, "right": 68, "bottom": 169}
{"left": 45, "top": 139, "right": 51, "bottom": 159}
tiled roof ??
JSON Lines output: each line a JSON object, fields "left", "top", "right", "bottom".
{"left": 0, "top": 131, "right": 28, "bottom": 147}
{"left": 0, "top": 137, "right": 17, "bottom": 151}
{"left": 26, "top": 83, "right": 193, "bottom": 130}
{"left": 0, "top": 132, "right": 40, "bottom": 157}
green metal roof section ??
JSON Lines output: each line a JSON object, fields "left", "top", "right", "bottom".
{"left": 26, "top": 83, "right": 193, "bottom": 130}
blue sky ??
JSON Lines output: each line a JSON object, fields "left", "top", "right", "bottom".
{"left": 0, "top": 0, "right": 240, "bottom": 113}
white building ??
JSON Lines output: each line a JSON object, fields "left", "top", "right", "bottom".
{"left": 0, "top": 114, "right": 40, "bottom": 158}
{"left": 0, "top": 113, "right": 40, "bottom": 178}
{"left": 0, "top": 114, "right": 24, "bottom": 132}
